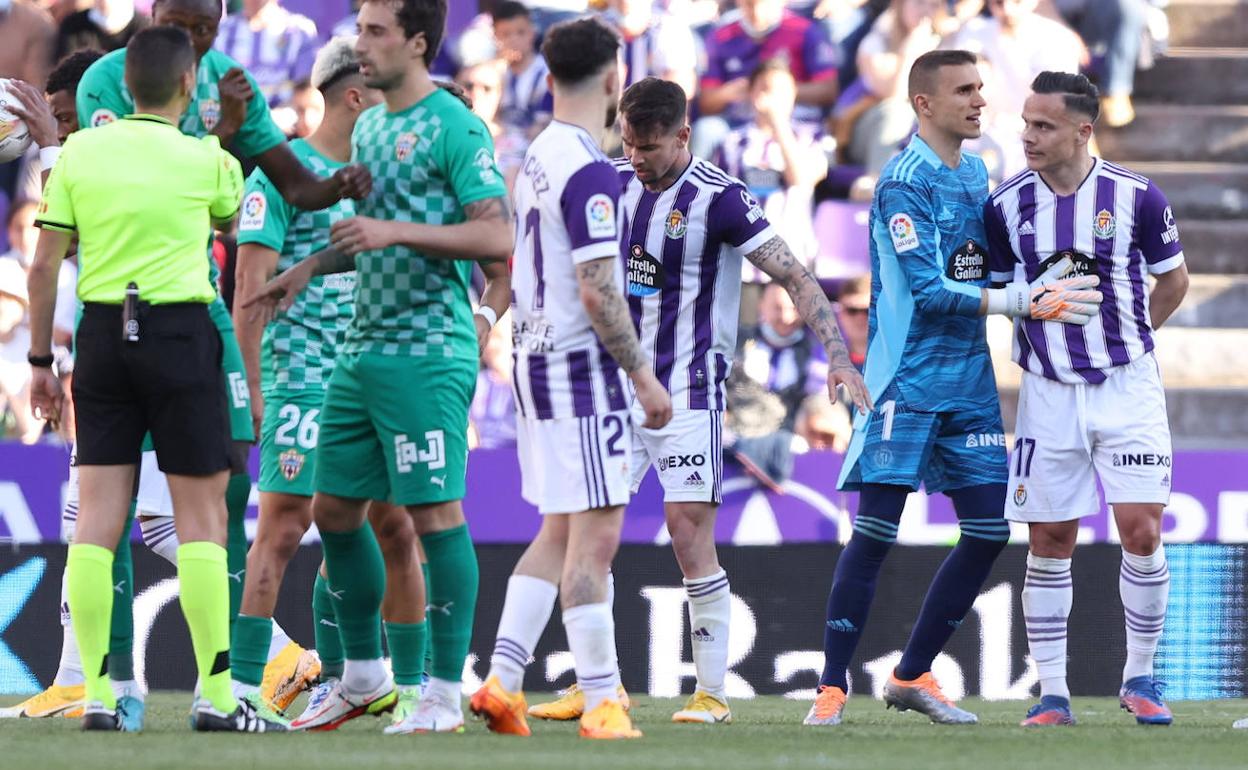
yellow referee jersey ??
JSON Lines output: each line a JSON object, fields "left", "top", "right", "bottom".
{"left": 37, "top": 114, "right": 243, "bottom": 305}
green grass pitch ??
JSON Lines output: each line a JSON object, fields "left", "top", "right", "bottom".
{"left": 2, "top": 694, "right": 1247, "bottom": 770}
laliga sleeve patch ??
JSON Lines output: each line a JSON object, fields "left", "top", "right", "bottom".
{"left": 585, "top": 193, "right": 616, "bottom": 239}
{"left": 888, "top": 212, "right": 920, "bottom": 253}
{"left": 90, "top": 109, "right": 117, "bottom": 128}
{"left": 239, "top": 191, "right": 266, "bottom": 231}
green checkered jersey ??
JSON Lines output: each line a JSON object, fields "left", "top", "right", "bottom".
{"left": 236, "top": 139, "right": 355, "bottom": 394}
{"left": 345, "top": 88, "right": 506, "bottom": 360}
{"left": 76, "top": 47, "right": 287, "bottom": 287}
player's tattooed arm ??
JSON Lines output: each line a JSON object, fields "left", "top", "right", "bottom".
{"left": 576, "top": 257, "right": 646, "bottom": 374}
{"left": 746, "top": 235, "right": 873, "bottom": 412}
{"left": 331, "top": 195, "right": 514, "bottom": 261}
{"left": 576, "top": 257, "right": 673, "bottom": 429}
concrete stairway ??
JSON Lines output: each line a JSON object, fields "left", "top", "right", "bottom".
{"left": 996, "top": 0, "right": 1248, "bottom": 446}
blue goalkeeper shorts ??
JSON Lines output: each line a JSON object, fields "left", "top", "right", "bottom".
{"left": 838, "top": 384, "right": 1008, "bottom": 494}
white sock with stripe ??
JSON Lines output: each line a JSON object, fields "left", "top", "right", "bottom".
{"left": 684, "top": 569, "right": 730, "bottom": 699}
{"left": 488, "top": 575, "right": 559, "bottom": 692}
{"left": 1023, "top": 552, "right": 1072, "bottom": 700}
{"left": 563, "top": 602, "right": 621, "bottom": 712}
{"left": 1120, "top": 546, "right": 1169, "bottom": 682}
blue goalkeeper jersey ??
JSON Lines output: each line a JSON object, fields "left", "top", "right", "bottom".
{"left": 863, "top": 135, "right": 997, "bottom": 413}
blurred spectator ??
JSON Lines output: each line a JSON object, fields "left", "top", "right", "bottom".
{"left": 1052, "top": 0, "right": 1148, "bottom": 127}
{"left": 469, "top": 313, "right": 517, "bottom": 450}
{"left": 215, "top": 0, "right": 320, "bottom": 132}
{"left": 0, "top": 1, "right": 55, "bottom": 87}
{"left": 1, "top": 198, "right": 37, "bottom": 265}
{"left": 331, "top": 0, "right": 360, "bottom": 37}
{"left": 54, "top": 0, "right": 147, "bottom": 61}
{"left": 834, "top": 273, "right": 869, "bottom": 369}
{"left": 0, "top": 257, "right": 42, "bottom": 443}
{"left": 693, "top": 0, "right": 840, "bottom": 158}
{"left": 715, "top": 59, "right": 828, "bottom": 273}
{"left": 839, "top": 0, "right": 941, "bottom": 191}
{"left": 599, "top": 0, "right": 698, "bottom": 98}
{"left": 455, "top": 55, "right": 525, "bottom": 189}
{"left": 738, "top": 283, "right": 831, "bottom": 432}
{"left": 493, "top": 1, "right": 552, "bottom": 144}
{"left": 952, "top": 0, "right": 1083, "bottom": 174}
{"left": 287, "top": 77, "right": 323, "bottom": 138}
{"left": 726, "top": 283, "right": 848, "bottom": 485}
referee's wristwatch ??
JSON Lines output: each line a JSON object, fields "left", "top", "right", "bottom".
{"left": 27, "top": 352, "right": 55, "bottom": 369}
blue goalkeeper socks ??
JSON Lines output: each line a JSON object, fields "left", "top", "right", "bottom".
{"left": 895, "top": 484, "right": 1009, "bottom": 681}
{"left": 819, "top": 484, "right": 908, "bottom": 691}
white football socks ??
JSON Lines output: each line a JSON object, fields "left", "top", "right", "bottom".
{"left": 342, "top": 658, "right": 389, "bottom": 696}
{"left": 563, "top": 602, "right": 621, "bottom": 713}
{"left": 54, "top": 567, "right": 84, "bottom": 687}
{"left": 1022, "top": 553, "right": 1072, "bottom": 700}
{"left": 1120, "top": 546, "right": 1169, "bottom": 682}
{"left": 684, "top": 569, "right": 731, "bottom": 699}
{"left": 488, "top": 575, "right": 558, "bottom": 692}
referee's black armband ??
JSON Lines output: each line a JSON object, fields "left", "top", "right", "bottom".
{"left": 27, "top": 352, "right": 55, "bottom": 368}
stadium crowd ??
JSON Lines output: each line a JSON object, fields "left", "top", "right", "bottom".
{"left": 0, "top": 0, "right": 1169, "bottom": 460}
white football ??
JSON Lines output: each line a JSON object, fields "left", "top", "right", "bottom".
{"left": 0, "top": 79, "right": 32, "bottom": 164}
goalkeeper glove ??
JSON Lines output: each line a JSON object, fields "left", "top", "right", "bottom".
{"left": 988, "top": 256, "right": 1103, "bottom": 325}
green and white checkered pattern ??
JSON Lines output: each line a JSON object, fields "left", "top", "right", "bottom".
{"left": 238, "top": 139, "right": 355, "bottom": 393}
{"left": 343, "top": 88, "right": 506, "bottom": 361}
{"left": 77, "top": 48, "right": 286, "bottom": 292}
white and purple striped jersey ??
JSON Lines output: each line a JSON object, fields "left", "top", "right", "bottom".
{"left": 985, "top": 158, "right": 1185, "bottom": 384}
{"left": 511, "top": 120, "right": 629, "bottom": 420}
{"left": 215, "top": 8, "right": 320, "bottom": 107}
{"left": 499, "top": 55, "right": 553, "bottom": 137}
{"left": 617, "top": 156, "right": 777, "bottom": 410}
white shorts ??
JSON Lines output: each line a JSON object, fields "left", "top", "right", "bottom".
{"left": 1006, "top": 353, "right": 1172, "bottom": 523}
{"left": 135, "top": 450, "right": 175, "bottom": 518}
{"left": 629, "top": 406, "right": 723, "bottom": 503}
{"left": 517, "top": 411, "right": 632, "bottom": 515}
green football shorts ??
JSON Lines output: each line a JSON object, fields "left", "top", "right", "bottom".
{"left": 258, "top": 389, "right": 326, "bottom": 496}
{"left": 315, "top": 352, "right": 476, "bottom": 506}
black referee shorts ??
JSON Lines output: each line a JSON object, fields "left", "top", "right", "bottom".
{"left": 73, "top": 302, "right": 231, "bottom": 476}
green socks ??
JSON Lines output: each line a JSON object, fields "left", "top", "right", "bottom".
{"left": 67, "top": 543, "right": 116, "bottom": 709}
{"left": 225, "top": 473, "right": 251, "bottom": 625}
{"left": 320, "top": 524, "right": 385, "bottom": 660}
{"left": 312, "top": 571, "right": 345, "bottom": 680}
{"left": 177, "top": 541, "right": 236, "bottom": 714}
{"left": 108, "top": 504, "right": 136, "bottom": 682}
{"left": 420, "top": 525, "right": 478, "bottom": 682}
{"left": 230, "top": 614, "right": 272, "bottom": 688}
{"left": 384, "top": 621, "right": 429, "bottom": 687}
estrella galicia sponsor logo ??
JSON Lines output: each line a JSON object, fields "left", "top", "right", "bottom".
{"left": 627, "top": 244, "right": 665, "bottom": 298}
{"left": 657, "top": 454, "right": 706, "bottom": 472}
{"left": 1113, "top": 453, "right": 1172, "bottom": 467}
{"left": 946, "top": 239, "right": 985, "bottom": 283}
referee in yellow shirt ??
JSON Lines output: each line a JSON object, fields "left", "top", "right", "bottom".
{"left": 25, "top": 26, "right": 284, "bottom": 734}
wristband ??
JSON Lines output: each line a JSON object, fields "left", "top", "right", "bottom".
{"left": 39, "top": 145, "right": 62, "bottom": 170}
{"left": 474, "top": 305, "right": 498, "bottom": 329}
{"left": 986, "top": 284, "right": 1029, "bottom": 318}
{"left": 27, "top": 352, "right": 55, "bottom": 368}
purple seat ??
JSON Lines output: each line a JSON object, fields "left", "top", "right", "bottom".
{"left": 812, "top": 200, "right": 871, "bottom": 281}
